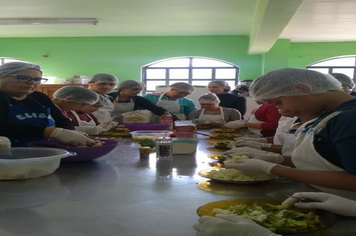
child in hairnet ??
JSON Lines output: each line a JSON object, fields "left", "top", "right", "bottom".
{"left": 67, "top": 94, "right": 115, "bottom": 135}
{"left": 187, "top": 92, "right": 241, "bottom": 126}
{"left": 0, "top": 61, "right": 94, "bottom": 147}
{"left": 224, "top": 68, "right": 356, "bottom": 200}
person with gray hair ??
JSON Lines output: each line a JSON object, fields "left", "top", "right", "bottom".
{"left": 143, "top": 82, "right": 196, "bottom": 119}
{"left": 208, "top": 80, "right": 247, "bottom": 118}
{"left": 88, "top": 73, "right": 119, "bottom": 123}
{"left": 226, "top": 68, "right": 356, "bottom": 200}
{"left": 0, "top": 61, "right": 94, "bottom": 147}
{"left": 187, "top": 92, "right": 241, "bottom": 125}
{"left": 108, "top": 80, "right": 178, "bottom": 122}
{"left": 330, "top": 72, "right": 355, "bottom": 93}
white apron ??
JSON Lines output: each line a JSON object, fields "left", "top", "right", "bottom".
{"left": 92, "top": 95, "right": 114, "bottom": 123}
{"left": 273, "top": 117, "right": 298, "bottom": 145}
{"left": 291, "top": 111, "right": 356, "bottom": 200}
{"left": 239, "top": 105, "right": 263, "bottom": 138}
{"left": 156, "top": 93, "right": 186, "bottom": 120}
{"left": 71, "top": 111, "right": 96, "bottom": 127}
{"left": 112, "top": 97, "right": 135, "bottom": 123}
{"left": 198, "top": 107, "right": 224, "bottom": 124}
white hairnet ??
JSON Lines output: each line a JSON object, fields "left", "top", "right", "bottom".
{"left": 250, "top": 68, "right": 343, "bottom": 101}
{"left": 116, "top": 80, "right": 145, "bottom": 91}
{"left": 0, "top": 61, "right": 42, "bottom": 78}
{"left": 89, "top": 73, "right": 119, "bottom": 84}
{"left": 198, "top": 92, "right": 220, "bottom": 104}
{"left": 170, "top": 82, "right": 195, "bottom": 93}
{"left": 53, "top": 86, "right": 99, "bottom": 104}
{"left": 209, "top": 80, "right": 231, "bottom": 92}
{"left": 330, "top": 73, "right": 355, "bottom": 89}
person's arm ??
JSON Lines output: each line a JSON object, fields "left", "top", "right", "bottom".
{"left": 226, "top": 108, "right": 241, "bottom": 121}
{"left": 187, "top": 110, "right": 201, "bottom": 120}
{"left": 182, "top": 98, "right": 196, "bottom": 116}
{"left": 134, "top": 96, "right": 169, "bottom": 116}
{"left": 259, "top": 105, "right": 281, "bottom": 131}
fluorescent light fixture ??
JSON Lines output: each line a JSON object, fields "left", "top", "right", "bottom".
{"left": 0, "top": 18, "right": 98, "bottom": 25}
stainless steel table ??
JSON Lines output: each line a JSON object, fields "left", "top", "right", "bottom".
{"left": 0, "top": 135, "right": 355, "bottom": 236}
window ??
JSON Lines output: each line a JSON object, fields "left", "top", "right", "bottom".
{"left": 141, "top": 57, "right": 239, "bottom": 94}
{"left": 306, "top": 56, "right": 356, "bottom": 82}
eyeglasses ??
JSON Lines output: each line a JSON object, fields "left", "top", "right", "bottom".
{"left": 9, "top": 74, "right": 48, "bottom": 84}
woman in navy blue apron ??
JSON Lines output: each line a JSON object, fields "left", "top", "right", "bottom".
{"left": 0, "top": 61, "right": 95, "bottom": 147}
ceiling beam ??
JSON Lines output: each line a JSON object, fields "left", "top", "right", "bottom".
{"left": 248, "top": 0, "right": 304, "bottom": 54}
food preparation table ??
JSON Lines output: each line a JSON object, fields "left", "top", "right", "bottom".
{"left": 0, "top": 133, "right": 355, "bottom": 236}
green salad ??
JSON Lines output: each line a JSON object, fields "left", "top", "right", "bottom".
{"left": 213, "top": 202, "right": 322, "bottom": 233}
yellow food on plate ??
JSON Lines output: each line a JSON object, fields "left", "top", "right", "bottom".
{"left": 211, "top": 128, "right": 239, "bottom": 133}
{"left": 204, "top": 168, "right": 273, "bottom": 182}
{"left": 208, "top": 133, "right": 240, "bottom": 139}
{"left": 207, "top": 153, "right": 225, "bottom": 160}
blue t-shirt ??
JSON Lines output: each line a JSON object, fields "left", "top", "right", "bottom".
{"left": 312, "top": 98, "right": 356, "bottom": 175}
{"left": 143, "top": 94, "right": 196, "bottom": 116}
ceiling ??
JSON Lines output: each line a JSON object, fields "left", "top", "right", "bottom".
{"left": 1, "top": 0, "right": 356, "bottom": 54}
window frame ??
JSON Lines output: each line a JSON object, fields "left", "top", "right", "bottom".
{"left": 141, "top": 57, "right": 239, "bottom": 94}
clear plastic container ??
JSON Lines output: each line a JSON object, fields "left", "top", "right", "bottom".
{"left": 130, "top": 130, "right": 172, "bottom": 141}
{"left": 0, "top": 147, "right": 74, "bottom": 180}
{"left": 172, "top": 138, "right": 199, "bottom": 154}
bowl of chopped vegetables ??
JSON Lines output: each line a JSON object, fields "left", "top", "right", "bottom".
{"left": 28, "top": 139, "right": 118, "bottom": 162}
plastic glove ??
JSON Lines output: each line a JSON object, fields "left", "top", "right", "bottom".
{"left": 98, "top": 121, "right": 118, "bottom": 131}
{"left": 234, "top": 140, "right": 272, "bottom": 149}
{"left": 193, "top": 214, "right": 278, "bottom": 236}
{"left": 234, "top": 137, "right": 268, "bottom": 143}
{"left": 282, "top": 192, "right": 356, "bottom": 216}
{"left": 224, "top": 159, "right": 278, "bottom": 175}
{"left": 224, "top": 120, "right": 246, "bottom": 129}
{"left": 49, "top": 128, "right": 94, "bottom": 146}
{"left": 223, "top": 147, "right": 284, "bottom": 163}
{"left": 75, "top": 126, "right": 105, "bottom": 135}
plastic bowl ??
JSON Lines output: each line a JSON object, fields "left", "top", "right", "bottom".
{"left": 28, "top": 139, "right": 118, "bottom": 162}
{"left": 130, "top": 130, "right": 172, "bottom": 141}
{"left": 0, "top": 147, "right": 74, "bottom": 180}
{"left": 124, "top": 123, "right": 171, "bottom": 131}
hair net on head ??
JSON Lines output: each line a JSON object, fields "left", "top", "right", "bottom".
{"left": 89, "top": 73, "right": 119, "bottom": 84}
{"left": 198, "top": 92, "right": 220, "bottom": 104}
{"left": 53, "top": 86, "right": 99, "bottom": 105}
{"left": 170, "top": 82, "right": 195, "bottom": 93}
{"left": 116, "top": 80, "right": 145, "bottom": 91}
{"left": 330, "top": 73, "right": 355, "bottom": 89}
{"left": 250, "top": 68, "right": 343, "bottom": 101}
{"left": 209, "top": 80, "right": 231, "bottom": 92}
{"left": 0, "top": 61, "right": 42, "bottom": 79}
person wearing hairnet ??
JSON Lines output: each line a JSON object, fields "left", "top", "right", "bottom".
{"left": 225, "top": 68, "right": 356, "bottom": 199}
{"left": 193, "top": 192, "right": 356, "bottom": 236}
{"left": 67, "top": 94, "right": 111, "bottom": 135}
{"left": 0, "top": 61, "right": 94, "bottom": 147}
{"left": 187, "top": 93, "right": 241, "bottom": 126}
{"left": 330, "top": 73, "right": 356, "bottom": 95}
{"left": 107, "top": 80, "right": 178, "bottom": 122}
{"left": 88, "top": 73, "right": 119, "bottom": 124}
{"left": 208, "top": 81, "right": 247, "bottom": 118}
{"left": 143, "top": 82, "right": 196, "bottom": 119}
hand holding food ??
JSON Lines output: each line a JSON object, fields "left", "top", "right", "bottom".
{"left": 282, "top": 192, "right": 356, "bottom": 216}
{"left": 224, "top": 147, "right": 284, "bottom": 163}
{"left": 225, "top": 159, "right": 278, "bottom": 175}
{"left": 193, "top": 215, "right": 277, "bottom": 236}
{"left": 234, "top": 140, "right": 272, "bottom": 149}
{"left": 224, "top": 120, "right": 246, "bottom": 129}
{"left": 49, "top": 128, "right": 94, "bottom": 147}
{"left": 234, "top": 137, "right": 268, "bottom": 143}
{"left": 98, "top": 121, "right": 118, "bottom": 131}
{"left": 75, "top": 126, "right": 106, "bottom": 135}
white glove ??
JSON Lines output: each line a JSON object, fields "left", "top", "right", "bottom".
{"left": 75, "top": 126, "right": 105, "bottom": 135}
{"left": 282, "top": 192, "right": 356, "bottom": 216}
{"left": 223, "top": 147, "right": 284, "bottom": 163}
{"left": 49, "top": 128, "right": 95, "bottom": 147}
{"left": 98, "top": 121, "right": 118, "bottom": 131}
{"left": 234, "top": 137, "right": 268, "bottom": 143}
{"left": 224, "top": 120, "right": 246, "bottom": 129}
{"left": 193, "top": 214, "right": 278, "bottom": 236}
{"left": 234, "top": 140, "right": 272, "bottom": 149}
{"left": 225, "top": 159, "right": 278, "bottom": 175}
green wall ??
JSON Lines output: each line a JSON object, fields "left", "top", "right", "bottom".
{"left": 289, "top": 41, "right": 356, "bottom": 68}
{"left": 0, "top": 35, "right": 262, "bottom": 83}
